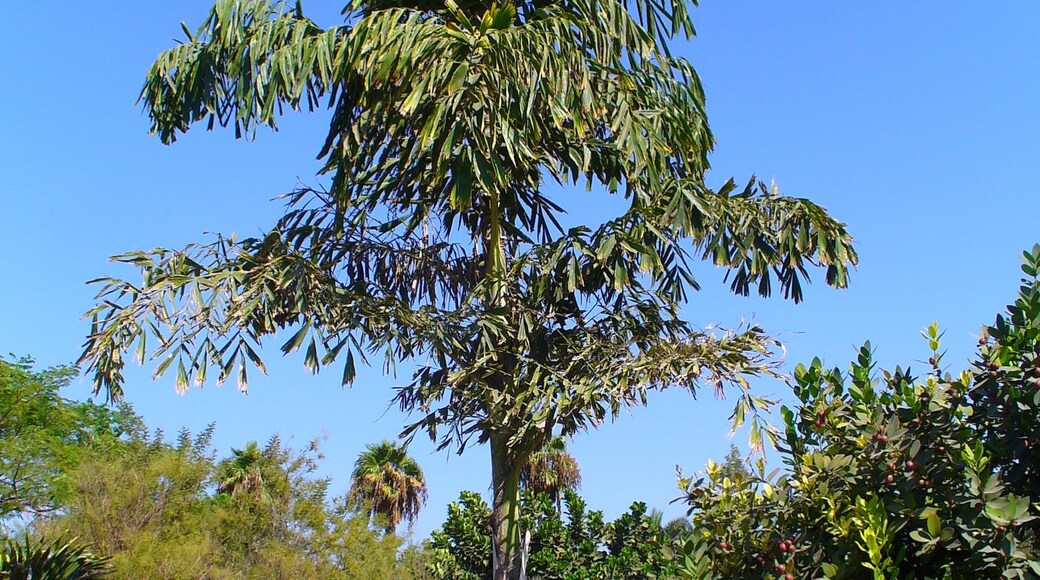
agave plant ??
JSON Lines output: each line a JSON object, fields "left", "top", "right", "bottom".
{"left": 0, "top": 535, "right": 111, "bottom": 580}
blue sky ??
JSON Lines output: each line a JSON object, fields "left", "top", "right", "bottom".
{"left": 2, "top": 2, "right": 1038, "bottom": 540}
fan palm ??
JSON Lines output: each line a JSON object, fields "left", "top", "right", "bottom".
{"left": 216, "top": 441, "right": 266, "bottom": 499}
{"left": 348, "top": 441, "right": 427, "bottom": 534}
{"left": 520, "top": 436, "right": 580, "bottom": 513}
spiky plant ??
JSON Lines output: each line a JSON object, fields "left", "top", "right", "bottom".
{"left": 0, "top": 535, "right": 111, "bottom": 580}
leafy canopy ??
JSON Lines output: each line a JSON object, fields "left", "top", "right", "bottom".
{"left": 80, "top": 0, "right": 857, "bottom": 459}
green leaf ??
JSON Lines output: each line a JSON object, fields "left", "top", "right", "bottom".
{"left": 926, "top": 513, "right": 940, "bottom": 537}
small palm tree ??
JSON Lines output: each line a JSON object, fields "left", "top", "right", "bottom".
{"left": 348, "top": 440, "right": 427, "bottom": 535}
{"left": 520, "top": 436, "right": 581, "bottom": 512}
{"left": 1, "top": 535, "right": 111, "bottom": 579}
{"left": 216, "top": 441, "right": 266, "bottom": 499}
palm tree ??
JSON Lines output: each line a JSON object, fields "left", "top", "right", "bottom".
{"left": 520, "top": 436, "right": 580, "bottom": 513}
{"left": 348, "top": 440, "right": 427, "bottom": 535}
{"left": 216, "top": 441, "right": 266, "bottom": 499}
{"left": 79, "top": 0, "right": 860, "bottom": 576}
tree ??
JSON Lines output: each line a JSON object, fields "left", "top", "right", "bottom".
{"left": 0, "top": 358, "right": 134, "bottom": 524}
{"left": 348, "top": 440, "right": 428, "bottom": 534}
{"left": 719, "top": 443, "right": 749, "bottom": 482}
{"left": 520, "top": 436, "right": 580, "bottom": 512}
{"left": 79, "top": 0, "right": 858, "bottom": 576}
{"left": 216, "top": 441, "right": 267, "bottom": 498}
{"left": 48, "top": 424, "right": 420, "bottom": 578}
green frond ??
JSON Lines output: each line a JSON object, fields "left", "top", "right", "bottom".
{"left": 347, "top": 440, "right": 428, "bottom": 532}
{"left": 1, "top": 535, "right": 111, "bottom": 580}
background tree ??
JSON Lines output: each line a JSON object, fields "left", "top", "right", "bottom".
{"left": 520, "top": 436, "right": 581, "bottom": 512}
{"left": 45, "top": 424, "right": 419, "bottom": 578}
{"left": 215, "top": 441, "right": 267, "bottom": 499}
{"left": 0, "top": 358, "right": 134, "bottom": 525}
{"left": 348, "top": 440, "right": 428, "bottom": 534}
{"left": 79, "top": 0, "right": 858, "bottom": 576}
{"left": 718, "top": 443, "right": 749, "bottom": 482}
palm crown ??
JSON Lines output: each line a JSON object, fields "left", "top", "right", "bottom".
{"left": 348, "top": 440, "right": 428, "bottom": 534}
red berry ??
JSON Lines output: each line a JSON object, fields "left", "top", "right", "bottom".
{"left": 814, "top": 420, "right": 823, "bottom": 428}
{"left": 718, "top": 541, "right": 729, "bottom": 550}
{"left": 886, "top": 474, "right": 895, "bottom": 483}
{"left": 906, "top": 460, "right": 916, "bottom": 470}
{"left": 778, "top": 541, "right": 788, "bottom": 552}
{"left": 786, "top": 575, "right": 795, "bottom": 580}
{"left": 778, "top": 564, "right": 787, "bottom": 573}
{"left": 887, "top": 462, "right": 896, "bottom": 471}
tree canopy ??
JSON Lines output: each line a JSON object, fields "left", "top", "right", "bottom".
{"left": 78, "top": 0, "right": 857, "bottom": 576}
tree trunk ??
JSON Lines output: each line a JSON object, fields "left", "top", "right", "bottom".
{"left": 490, "top": 434, "right": 524, "bottom": 580}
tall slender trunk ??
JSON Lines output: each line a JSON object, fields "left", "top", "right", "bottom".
{"left": 490, "top": 434, "right": 524, "bottom": 580}
{"left": 485, "top": 183, "right": 525, "bottom": 578}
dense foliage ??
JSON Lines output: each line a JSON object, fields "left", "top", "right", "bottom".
{"left": 43, "top": 428, "right": 423, "bottom": 578}
{"left": 674, "top": 248, "right": 1040, "bottom": 579}
{"left": 0, "top": 358, "right": 133, "bottom": 524}
{"left": 426, "top": 489, "right": 679, "bottom": 579}
{"left": 0, "top": 360, "right": 425, "bottom": 578}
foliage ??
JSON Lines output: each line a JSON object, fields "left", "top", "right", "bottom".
{"left": 674, "top": 251, "right": 1040, "bottom": 579}
{"left": 969, "top": 244, "right": 1040, "bottom": 505}
{"left": 0, "top": 534, "right": 111, "bottom": 579}
{"left": 215, "top": 440, "right": 267, "bottom": 498}
{"left": 426, "top": 489, "right": 679, "bottom": 579}
{"left": 44, "top": 427, "right": 420, "bottom": 579}
{"left": 78, "top": 0, "right": 858, "bottom": 575}
{"left": 719, "top": 444, "right": 749, "bottom": 482}
{"left": 0, "top": 358, "right": 136, "bottom": 525}
{"left": 520, "top": 436, "right": 581, "bottom": 511}
{"left": 348, "top": 440, "right": 429, "bottom": 534}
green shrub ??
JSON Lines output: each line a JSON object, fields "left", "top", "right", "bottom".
{"left": 674, "top": 247, "right": 1040, "bottom": 579}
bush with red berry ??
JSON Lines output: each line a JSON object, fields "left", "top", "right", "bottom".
{"left": 672, "top": 247, "right": 1040, "bottom": 578}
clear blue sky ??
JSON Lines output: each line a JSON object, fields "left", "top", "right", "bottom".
{"left": 2, "top": 2, "right": 1039, "bottom": 540}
